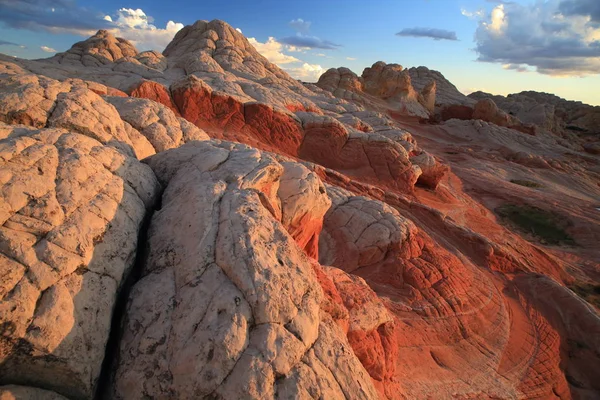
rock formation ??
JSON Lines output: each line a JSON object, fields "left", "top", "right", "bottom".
{"left": 468, "top": 90, "right": 600, "bottom": 154}
{"left": 316, "top": 62, "right": 435, "bottom": 118}
{"left": 0, "top": 18, "right": 599, "bottom": 400}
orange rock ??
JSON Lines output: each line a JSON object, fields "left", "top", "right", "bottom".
{"left": 129, "top": 80, "right": 179, "bottom": 115}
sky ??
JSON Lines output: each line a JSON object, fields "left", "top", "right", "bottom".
{"left": 0, "top": 0, "right": 599, "bottom": 105}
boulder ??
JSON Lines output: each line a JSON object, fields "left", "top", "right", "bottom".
{"left": 111, "top": 141, "right": 378, "bottom": 399}
{"left": 0, "top": 124, "right": 159, "bottom": 398}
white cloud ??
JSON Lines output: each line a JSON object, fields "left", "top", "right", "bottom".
{"left": 284, "top": 63, "right": 325, "bottom": 82}
{"left": 104, "top": 8, "right": 184, "bottom": 51}
{"left": 248, "top": 36, "right": 300, "bottom": 64}
{"left": 236, "top": 28, "right": 242, "bottom": 33}
{"left": 247, "top": 36, "right": 324, "bottom": 81}
{"left": 346, "top": 57, "right": 357, "bottom": 60}
{"left": 40, "top": 45, "right": 57, "bottom": 53}
{"left": 475, "top": 1, "right": 600, "bottom": 76}
{"left": 461, "top": 8, "right": 485, "bottom": 19}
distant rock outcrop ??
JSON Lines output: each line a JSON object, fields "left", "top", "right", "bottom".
{"left": 469, "top": 90, "right": 600, "bottom": 136}
{"left": 316, "top": 62, "right": 435, "bottom": 118}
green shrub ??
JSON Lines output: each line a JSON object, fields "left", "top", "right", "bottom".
{"left": 510, "top": 179, "right": 544, "bottom": 188}
{"left": 496, "top": 204, "right": 575, "bottom": 245}
{"left": 569, "top": 282, "right": 600, "bottom": 309}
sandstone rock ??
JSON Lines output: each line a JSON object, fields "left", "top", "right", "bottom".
{"left": 49, "top": 30, "right": 138, "bottom": 67}
{"left": 0, "top": 124, "right": 159, "bottom": 398}
{"left": 473, "top": 98, "right": 534, "bottom": 134}
{"left": 317, "top": 62, "right": 431, "bottom": 118}
{"left": 297, "top": 112, "right": 422, "bottom": 193}
{"left": 278, "top": 162, "right": 331, "bottom": 259}
{"left": 112, "top": 141, "right": 378, "bottom": 399}
{"left": 468, "top": 90, "right": 600, "bottom": 137}
{"left": 408, "top": 66, "right": 475, "bottom": 109}
{"left": 0, "top": 18, "right": 597, "bottom": 400}
{"left": 0, "top": 385, "right": 69, "bottom": 400}
{"left": 105, "top": 96, "right": 209, "bottom": 153}
{"left": 128, "top": 80, "right": 179, "bottom": 115}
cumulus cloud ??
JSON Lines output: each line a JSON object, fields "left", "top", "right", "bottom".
{"left": 284, "top": 63, "right": 325, "bottom": 82}
{"left": 279, "top": 34, "right": 342, "bottom": 50}
{"left": 289, "top": 18, "right": 311, "bottom": 33}
{"left": 104, "top": 8, "right": 184, "bottom": 50}
{"left": 559, "top": 0, "right": 600, "bottom": 21}
{"left": 396, "top": 28, "right": 458, "bottom": 41}
{"left": 247, "top": 37, "right": 300, "bottom": 64}
{"left": 246, "top": 36, "right": 324, "bottom": 81}
{"left": 474, "top": 1, "right": 600, "bottom": 76}
{"left": 40, "top": 45, "right": 57, "bottom": 53}
{"left": 0, "top": 1, "right": 183, "bottom": 51}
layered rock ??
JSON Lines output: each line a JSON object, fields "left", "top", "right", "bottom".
{"left": 316, "top": 62, "right": 434, "bottom": 118}
{"left": 0, "top": 123, "right": 159, "bottom": 398}
{"left": 408, "top": 65, "right": 475, "bottom": 109}
{"left": 111, "top": 141, "right": 378, "bottom": 399}
{"left": 468, "top": 90, "right": 600, "bottom": 137}
{"left": 0, "top": 17, "right": 598, "bottom": 400}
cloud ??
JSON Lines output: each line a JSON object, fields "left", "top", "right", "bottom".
{"left": 40, "top": 45, "right": 57, "bottom": 53}
{"left": 0, "top": 0, "right": 111, "bottom": 35}
{"left": 284, "top": 62, "right": 324, "bottom": 82}
{"left": 461, "top": 8, "right": 484, "bottom": 19}
{"left": 560, "top": 0, "right": 600, "bottom": 22}
{"left": 395, "top": 27, "right": 458, "bottom": 41}
{"left": 502, "top": 63, "right": 531, "bottom": 73}
{"left": 279, "top": 34, "right": 342, "bottom": 50}
{"left": 0, "top": 40, "right": 20, "bottom": 46}
{"left": 246, "top": 36, "right": 324, "bottom": 81}
{"left": 289, "top": 18, "right": 311, "bottom": 33}
{"left": 474, "top": 1, "right": 600, "bottom": 76}
{"left": 346, "top": 57, "right": 357, "bottom": 60}
{"left": 104, "top": 8, "right": 184, "bottom": 50}
{"left": 247, "top": 37, "right": 300, "bottom": 64}
{"left": 0, "top": 2, "right": 183, "bottom": 51}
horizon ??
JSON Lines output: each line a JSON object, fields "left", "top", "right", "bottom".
{"left": 1, "top": 0, "right": 599, "bottom": 106}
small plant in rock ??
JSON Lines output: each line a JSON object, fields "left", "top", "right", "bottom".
{"left": 510, "top": 179, "right": 544, "bottom": 188}
{"left": 496, "top": 204, "right": 575, "bottom": 245}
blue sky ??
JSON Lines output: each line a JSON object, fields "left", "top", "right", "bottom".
{"left": 1, "top": 0, "right": 599, "bottom": 105}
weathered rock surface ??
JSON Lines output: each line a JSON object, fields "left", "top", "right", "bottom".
{"left": 408, "top": 66, "right": 475, "bottom": 110}
{"left": 112, "top": 141, "right": 378, "bottom": 399}
{"left": 316, "top": 62, "right": 433, "bottom": 118}
{"left": 0, "top": 124, "right": 159, "bottom": 398}
{"left": 0, "top": 16, "right": 598, "bottom": 400}
{"left": 0, "top": 385, "right": 69, "bottom": 400}
{"left": 469, "top": 90, "right": 600, "bottom": 137}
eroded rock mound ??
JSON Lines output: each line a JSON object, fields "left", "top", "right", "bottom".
{"left": 112, "top": 141, "right": 377, "bottom": 399}
{"left": 0, "top": 124, "right": 159, "bottom": 398}
{"left": 0, "top": 17, "right": 598, "bottom": 400}
{"left": 316, "top": 62, "right": 434, "bottom": 118}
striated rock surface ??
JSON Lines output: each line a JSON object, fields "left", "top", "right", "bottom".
{"left": 0, "top": 17, "right": 598, "bottom": 400}
{"left": 0, "top": 385, "right": 69, "bottom": 400}
{"left": 0, "top": 124, "right": 159, "bottom": 398}
{"left": 316, "top": 62, "right": 434, "bottom": 118}
{"left": 469, "top": 90, "right": 600, "bottom": 137}
{"left": 408, "top": 65, "right": 475, "bottom": 109}
{"left": 111, "top": 141, "right": 378, "bottom": 399}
